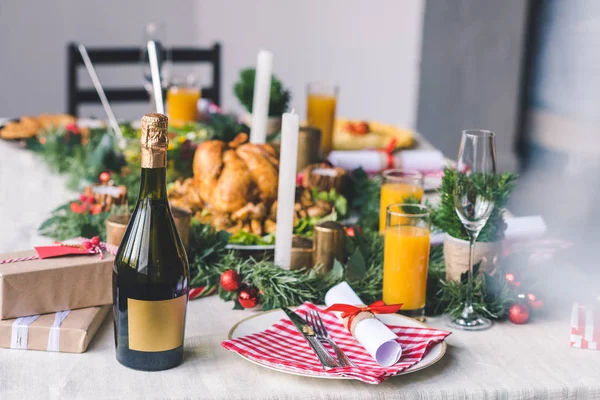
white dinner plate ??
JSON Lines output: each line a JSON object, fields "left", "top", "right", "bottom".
{"left": 228, "top": 308, "right": 447, "bottom": 380}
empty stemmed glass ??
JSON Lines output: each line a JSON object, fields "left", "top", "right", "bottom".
{"left": 447, "top": 129, "right": 497, "bottom": 331}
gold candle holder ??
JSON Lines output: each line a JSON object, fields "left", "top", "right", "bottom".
{"left": 105, "top": 206, "right": 191, "bottom": 249}
{"left": 171, "top": 205, "right": 191, "bottom": 249}
{"left": 290, "top": 235, "right": 314, "bottom": 271}
{"left": 312, "top": 221, "right": 345, "bottom": 273}
{"left": 297, "top": 126, "right": 322, "bottom": 172}
{"left": 105, "top": 214, "right": 130, "bottom": 247}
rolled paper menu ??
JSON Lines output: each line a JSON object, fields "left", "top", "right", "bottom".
{"left": 324, "top": 281, "right": 402, "bottom": 366}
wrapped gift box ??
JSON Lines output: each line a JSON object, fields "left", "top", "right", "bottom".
{"left": 570, "top": 303, "right": 600, "bottom": 350}
{"left": 0, "top": 249, "right": 113, "bottom": 320}
{"left": 0, "top": 305, "right": 110, "bottom": 353}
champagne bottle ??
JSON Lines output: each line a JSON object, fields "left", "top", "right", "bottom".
{"left": 113, "top": 113, "right": 189, "bottom": 371}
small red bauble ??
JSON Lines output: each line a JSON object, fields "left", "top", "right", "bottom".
{"left": 91, "top": 236, "right": 100, "bottom": 246}
{"left": 79, "top": 194, "right": 88, "bottom": 203}
{"left": 527, "top": 293, "right": 545, "bottom": 311}
{"left": 99, "top": 171, "right": 111, "bottom": 183}
{"left": 238, "top": 287, "right": 259, "bottom": 309}
{"left": 82, "top": 241, "right": 93, "bottom": 250}
{"left": 508, "top": 303, "right": 530, "bottom": 324}
{"left": 220, "top": 270, "right": 241, "bottom": 292}
{"left": 505, "top": 272, "right": 522, "bottom": 288}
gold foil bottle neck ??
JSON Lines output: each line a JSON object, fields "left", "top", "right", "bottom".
{"left": 140, "top": 113, "right": 169, "bottom": 168}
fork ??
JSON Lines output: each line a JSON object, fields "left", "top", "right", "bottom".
{"left": 307, "top": 310, "right": 356, "bottom": 367}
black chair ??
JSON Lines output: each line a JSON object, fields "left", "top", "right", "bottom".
{"left": 67, "top": 42, "right": 221, "bottom": 116}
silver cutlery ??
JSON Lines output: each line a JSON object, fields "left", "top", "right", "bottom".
{"left": 282, "top": 307, "right": 341, "bottom": 370}
{"left": 307, "top": 309, "right": 355, "bottom": 368}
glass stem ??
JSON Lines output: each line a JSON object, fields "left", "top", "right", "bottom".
{"left": 462, "top": 231, "right": 478, "bottom": 319}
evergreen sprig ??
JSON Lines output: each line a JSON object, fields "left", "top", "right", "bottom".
{"left": 234, "top": 68, "right": 291, "bottom": 116}
{"left": 38, "top": 203, "right": 109, "bottom": 241}
{"left": 431, "top": 168, "right": 517, "bottom": 242}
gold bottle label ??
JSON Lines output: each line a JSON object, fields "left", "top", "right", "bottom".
{"left": 127, "top": 295, "right": 186, "bottom": 352}
{"left": 140, "top": 113, "right": 169, "bottom": 168}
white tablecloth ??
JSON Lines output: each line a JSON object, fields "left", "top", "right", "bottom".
{"left": 1, "top": 296, "right": 599, "bottom": 400}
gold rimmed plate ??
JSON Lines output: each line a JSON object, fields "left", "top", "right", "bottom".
{"left": 227, "top": 307, "right": 447, "bottom": 380}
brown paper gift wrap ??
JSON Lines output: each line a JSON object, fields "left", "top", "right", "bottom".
{"left": 0, "top": 305, "right": 110, "bottom": 353}
{"left": 0, "top": 250, "right": 113, "bottom": 320}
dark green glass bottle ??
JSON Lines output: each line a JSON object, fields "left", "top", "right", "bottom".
{"left": 113, "top": 113, "right": 189, "bottom": 371}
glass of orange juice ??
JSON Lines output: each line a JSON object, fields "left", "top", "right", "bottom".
{"left": 167, "top": 75, "right": 201, "bottom": 127}
{"left": 306, "top": 82, "right": 338, "bottom": 155}
{"left": 383, "top": 204, "right": 431, "bottom": 321}
{"left": 379, "top": 169, "right": 424, "bottom": 233}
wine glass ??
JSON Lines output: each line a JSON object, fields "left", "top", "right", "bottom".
{"left": 448, "top": 129, "right": 497, "bottom": 331}
{"left": 141, "top": 22, "right": 170, "bottom": 109}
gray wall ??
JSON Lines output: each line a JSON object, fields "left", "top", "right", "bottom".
{"left": 416, "top": 0, "right": 529, "bottom": 171}
{"left": 0, "top": 0, "right": 425, "bottom": 129}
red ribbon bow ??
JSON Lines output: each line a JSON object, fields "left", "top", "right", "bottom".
{"left": 324, "top": 300, "right": 403, "bottom": 329}
{"left": 36, "top": 236, "right": 106, "bottom": 260}
{"left": 378, "top": 138, "right": 398, "bottom": 169}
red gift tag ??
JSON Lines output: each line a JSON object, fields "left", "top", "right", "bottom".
{"left": 34, "top": 245, "right": 91, "bottom": 259}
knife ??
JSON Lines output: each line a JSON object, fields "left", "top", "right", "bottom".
{"left": 282, "top": 308, "right": 341, "bottom": 370}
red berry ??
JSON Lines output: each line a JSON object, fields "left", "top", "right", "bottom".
{"left": 91, "top": 236, "right": 100, "bottom": 246}
{"left": 70, "top": 202, "right": 84, "bottom": 214}
{"left": 82, "top": 241, "right": 93, "bottom": 250}
{"left": 220, "top": 270, "right": 241, "bottom": 292}
{"left": 527, "top": 293, "right": 545, "bottom": 311}
{"left": 238, "top": 287, "right": 259, "bottom": 309}
{"left": 79, "top": 194, "right": 88, "bottom": 202}
{"left": 99, "top": 172, "right": 111, "bottom": 183}
{"left": 508, "top": 303, "right": 530, "bottom": 324}
{"left": 86, "top": 196, "right": 95, "bottom": 204}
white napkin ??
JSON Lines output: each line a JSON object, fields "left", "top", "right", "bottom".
{"left": 324, "top": 282, "right": 402, "bottom": 366}
{"left": 394, "top": 149, "right": 445, "bottom": 172}
{"left": 503, "top": 215, "right": 547, "bottom": 242}
{"left": 430, "top": 215, "right": 547, "bottom": 246}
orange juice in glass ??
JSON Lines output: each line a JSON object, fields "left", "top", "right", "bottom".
{"left": 306, "top": 82, "right": 338, "bottom": 155}
{"left": 379, "top": 169, "right": 424, "bottom": 233}
{"left": 383, "top": 204, "right": 431, "bottom": 321}
{"left": 167, "top": 76, "right": 201, "bottom": 127}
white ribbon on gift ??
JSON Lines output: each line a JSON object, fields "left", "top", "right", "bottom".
{"left": 47, "top": 310, "right": 71, "bottom": 352}
{"left": 10, "top": 315, "right": 41, "bottom": 349}
{"left": 9, "top": 310, "right": 71, "bottom": 351}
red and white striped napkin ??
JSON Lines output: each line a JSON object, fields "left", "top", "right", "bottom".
{"left": 222, "top": 302, "right": 450, "bottom": 384}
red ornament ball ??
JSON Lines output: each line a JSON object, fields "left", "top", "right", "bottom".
{"left": 220, "top": 270, "right": 241, "bottom": 292}
{"left": 99, "top": 171, "right": 111, "bottom": 184}
{"left": 238, "top": 287, "right": 259, "bottom": 309}
{"left": 508, "top": 303, "right": 530, "bottom": 324}
{"left": 91, "top": 236, "right": 100, "bottom": 246}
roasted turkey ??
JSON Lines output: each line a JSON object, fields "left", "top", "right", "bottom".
{"left": 193, "top": 133, "right": 279, "bottom": 213}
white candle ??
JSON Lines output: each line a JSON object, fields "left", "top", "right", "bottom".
{"left": 249, "top": 50, "right": 273, "bottom": 144}
{"left": 274, "top": 110, "right": 300, "bottom": 269}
